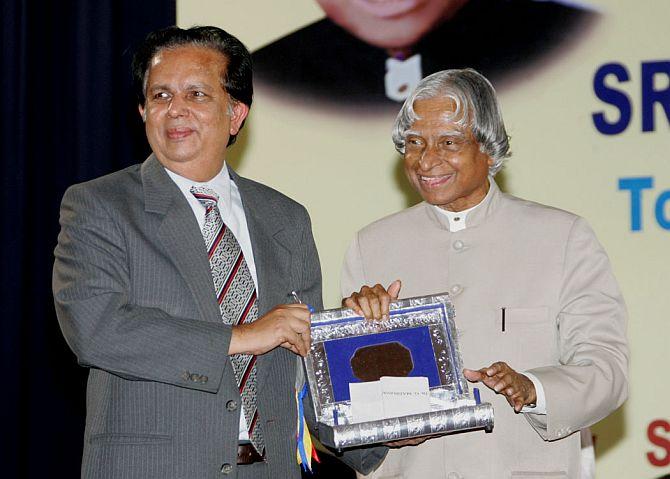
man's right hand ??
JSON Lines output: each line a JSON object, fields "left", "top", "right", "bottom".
{"left": 342, "top": 280, "right": 402, "bottom": 320}
{"left": 229, "top": 304, "right": 312, "bottom": 356}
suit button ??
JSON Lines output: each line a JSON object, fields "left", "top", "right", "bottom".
{"left": 450, "top": 284, "right": 463, "bottom": 295}
{"left": 201, "top": 375, "right": 208, "bottom": 383}
{"left": 226, "top": 400, "right": 238, "bottom": 411}
{"left": 220, "top": 463, "right": 233, "bottom": 474}
{"left": 453, "top": 240, "right": 464, "bottom": 250}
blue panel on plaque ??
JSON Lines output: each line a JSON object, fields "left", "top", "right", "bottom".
{"left": 323, "top": 326, "right": 440, "bottom": 402}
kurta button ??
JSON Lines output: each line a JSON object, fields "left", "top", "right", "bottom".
{"left": 450, "top": 284, "right": 463, "bottom": 295}
{"left": 226, "top": 400, "right": 238, "bottom": 411}
{"left": 220, "top": 463, "right": 233, "bottom": 474}
{"left": 453, "top": 240, "right": 464, "bottom": 250}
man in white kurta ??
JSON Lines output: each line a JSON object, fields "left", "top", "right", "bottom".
{"left": 341, "top": 69, "right": 628, "bottom": 479}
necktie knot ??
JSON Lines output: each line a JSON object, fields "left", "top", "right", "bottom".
{"left": 190, "top": 186, "right": 219, "bottom": 211}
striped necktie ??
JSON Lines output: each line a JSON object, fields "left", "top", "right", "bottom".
{"left": 190, "top": 186, "right": 265, "bottom": 455}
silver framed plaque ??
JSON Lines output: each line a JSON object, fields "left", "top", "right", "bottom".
{"left": 304, "top": 292, "right": 494, "bottom": 450}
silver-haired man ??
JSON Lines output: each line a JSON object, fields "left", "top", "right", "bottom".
{"left": 341, "top": 69, "right": 628, "bottom": 478}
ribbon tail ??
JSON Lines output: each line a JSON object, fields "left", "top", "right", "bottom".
{"left": 296, "top": 382, "right": 314, "bottom": 472}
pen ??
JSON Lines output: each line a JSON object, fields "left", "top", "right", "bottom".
{"left": 501, "top": 307, "right": 506, "bottom": 332}
{"left": 291, "top": 290, "right": 315, "bottom": 313}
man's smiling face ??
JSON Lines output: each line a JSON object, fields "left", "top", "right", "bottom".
{"left": 403, "top": 96, "right": 493, "bottom": 212}
{"left": 139, "top": 45, "right": 248, "bottom": 181}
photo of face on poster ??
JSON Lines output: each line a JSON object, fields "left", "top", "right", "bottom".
{"left": 252, "top": 0, "right": 599, "bottom": 109}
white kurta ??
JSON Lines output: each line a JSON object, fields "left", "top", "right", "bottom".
{"left": 341, "top": 180, "right": 628, "bottom": 479}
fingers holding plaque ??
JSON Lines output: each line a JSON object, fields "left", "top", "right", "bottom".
{"left": 304, "top": 293, "right": 494, "bottom": 450}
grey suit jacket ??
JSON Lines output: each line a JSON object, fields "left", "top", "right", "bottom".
{"left": 53, "top": 155, "right": 383, "bottom": 478}
{"left": 341, "top": 180, "right": 628, "bottom": 479}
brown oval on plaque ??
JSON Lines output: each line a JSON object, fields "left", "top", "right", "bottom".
{"left": 350, "top": 341, "right": 414, "bottom": 382}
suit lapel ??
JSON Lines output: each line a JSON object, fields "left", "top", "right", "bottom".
{"left": 231, "top": 170, "right": 292, "bottom": 313}
{"left": 141, "top": 156, "right": 221, "bottom": 324}
{"left": 141, "top": 159, "right": 296, "bottom": 389}
{"left": 232, "top": 169, "right": 294, "bottom": 389}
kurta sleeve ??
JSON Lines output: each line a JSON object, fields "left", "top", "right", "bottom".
{"left": 524, "top": 217, "right": 628, "bottom": 440}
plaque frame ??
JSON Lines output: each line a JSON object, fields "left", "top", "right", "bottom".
{"left": 304, "top": 292, "right": 494, "bottom": 449}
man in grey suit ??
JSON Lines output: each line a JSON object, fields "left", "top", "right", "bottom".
{"left": 342, "top": 69, "right": 628, "bottom": 478}
{"left": 53, "top": 26, "right": 383, "bottom": 478}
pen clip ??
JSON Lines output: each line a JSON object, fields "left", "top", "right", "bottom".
{"left": 291, "top": 290, "right": 315, "bottom": 313}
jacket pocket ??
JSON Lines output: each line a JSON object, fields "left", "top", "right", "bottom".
{"left": 84, "top": 434, "right": 173, "bottom": 479}
{"left": 498, "top": 306, "right": 557, "bottom": 371}
{"left": 505, "top": 306, "right": 550, "bottom": 325}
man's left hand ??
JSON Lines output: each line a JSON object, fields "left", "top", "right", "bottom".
{"left": 463, "top": 362, "right": 536, "bottom": 413}
{"left": 342, "top": 280, "right": 402, "bottom": 320}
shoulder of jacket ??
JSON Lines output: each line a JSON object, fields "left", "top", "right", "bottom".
{"left": 500, "top": 192, "right": 581, "bottom": 226}
{"left": 358, "top": 203, "right": 431, "bottom": 237}
{"left": 67, "top": 164, "right": 142, "bottom": 196}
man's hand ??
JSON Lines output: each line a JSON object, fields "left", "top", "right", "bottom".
{"left": 342, "top": 280, "right": 402, "bottom": 320}
{"left": 229, "top": 304, "right": 312, "bottom": 356}
{"left": 463, "top": 362, "right": 537, "bottom": 413}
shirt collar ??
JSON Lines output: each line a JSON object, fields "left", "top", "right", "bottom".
{"left": 433, "top": 201, "right": 480, "bottom": 231}
{"left": 164, "top": 162, "right": 233, "bottom": 213}
{"left": 428, "top": 177, "right": 502, "bottom": 232}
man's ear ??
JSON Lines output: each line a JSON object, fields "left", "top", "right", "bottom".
{"left": 229, "top": 101, "right": 250, "bottom": 135}
{"left": 138, "top": 105, "right": 147, "bottom": 123}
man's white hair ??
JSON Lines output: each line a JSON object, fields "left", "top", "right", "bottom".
{"left": 392, "top": 68, "right": 511, "bottom": 175}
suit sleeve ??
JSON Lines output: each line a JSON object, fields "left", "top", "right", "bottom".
{"left": 53, "top": 184, "right": 232, "bottom": 392}
{"left": 525, "top": 217, "right": 629, "bottom": 440}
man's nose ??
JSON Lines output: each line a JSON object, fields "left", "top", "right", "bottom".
{"left": 167, "top": 96, "right": 189, "bottom": 118}
{"left": 418, "top": 145, "right": 443, "bottom": 171}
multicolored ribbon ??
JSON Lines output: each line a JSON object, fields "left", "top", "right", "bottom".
{"left": 296, "top": 382, "right": 319, "bottom": 472}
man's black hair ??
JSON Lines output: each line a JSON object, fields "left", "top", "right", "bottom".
{"left": 132, "top": 26, "right": 253, "bottom": 145}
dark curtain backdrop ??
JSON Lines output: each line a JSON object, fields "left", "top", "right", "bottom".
{"left": 1, "top": 1, "right": 175, "bottom": 476}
